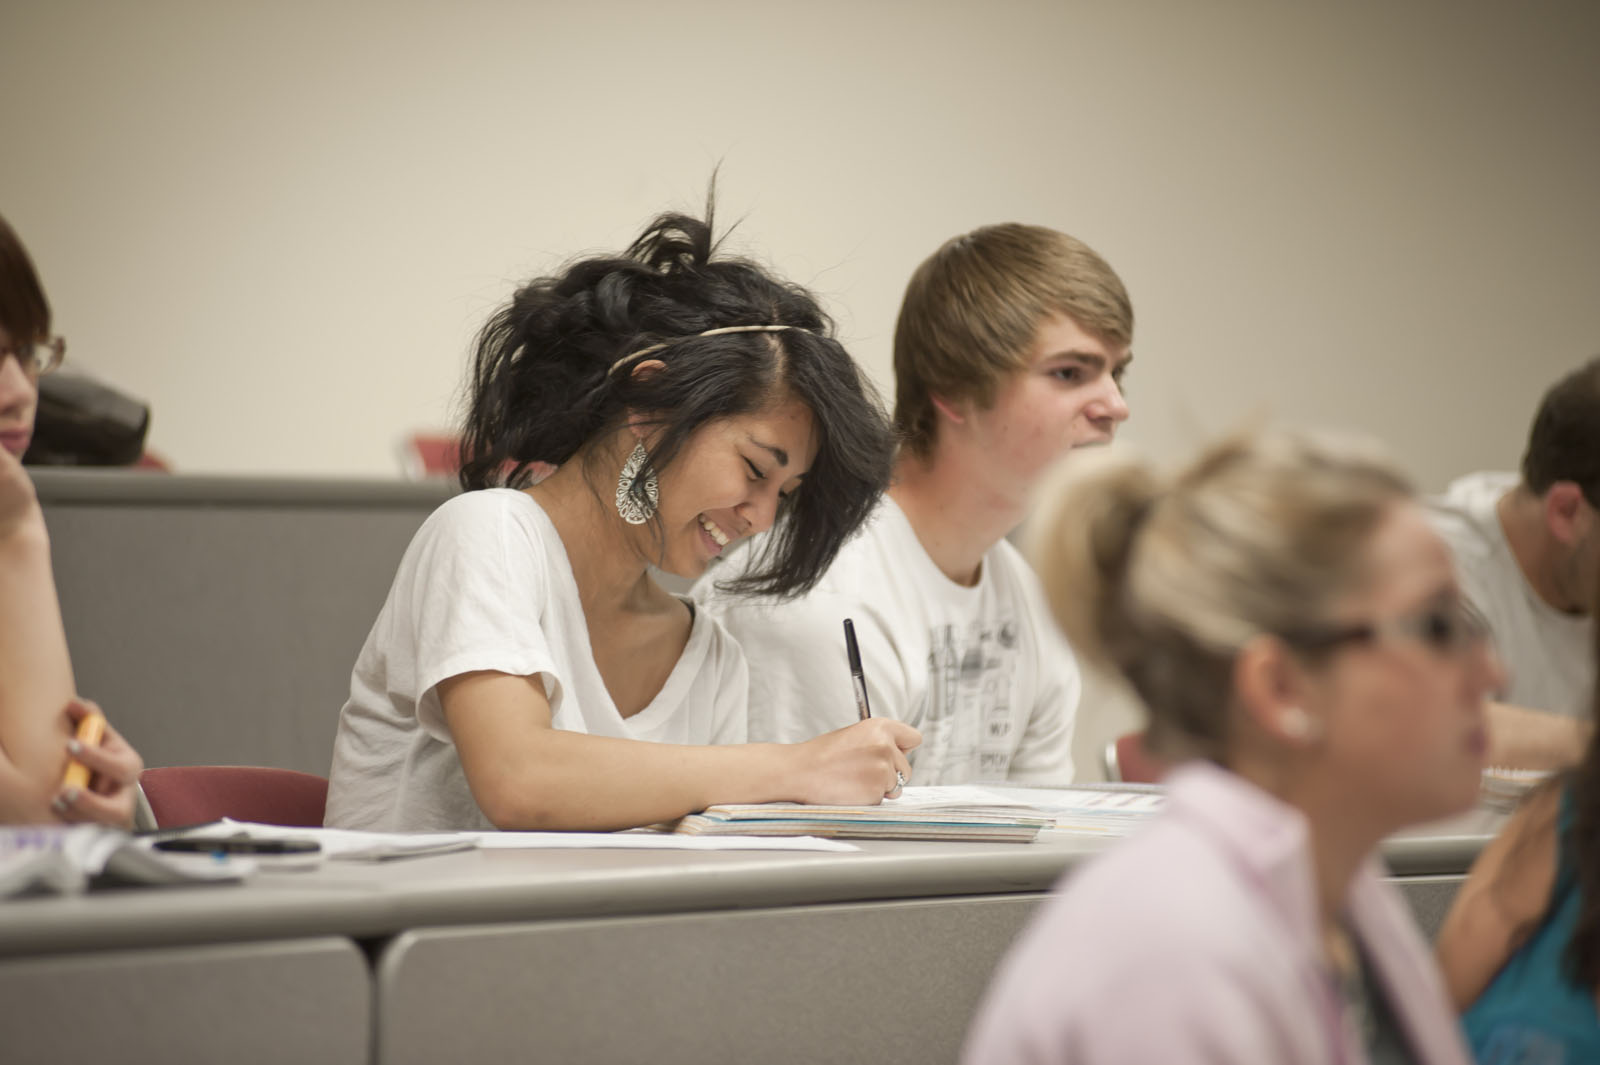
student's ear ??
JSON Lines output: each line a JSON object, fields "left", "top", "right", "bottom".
{"left": 929, "top": 395, "right": 968, "bottom": 426}
{"left": 1543, "top": 482, "right": 1591, "bottom": 547}
{"left": 628, "top": 358, "right": 666, "bottom": 385}
{"left": 1233, "top": 635, "right": 1324, "bottom": 748}
{"left": 624, "top": 360, "right": 668, "bottom": 441}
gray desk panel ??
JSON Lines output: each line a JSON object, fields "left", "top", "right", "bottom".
{"left": 0, "top": 814, "right": 1497, "bottom": 959}
{"left": 0, "top": 842, "right": 1090, "bottom": 958}
{"left": 0, "top": 824, "right": 1482, "bottom": 1064}
{"left": 1382, "top": 806, "right": 1503, "bottom": 876}
{"left": 1391, "top": 874, "right": 1465, "bottom": 941}
{"left": 0, "top": 876, "right": 395, "bottom": 959}
{"left": 0, "top": 843, "right": 1087, "bottom": 960}
{"left": 377, "top": 894, "right": 1043, "bottom": 1065}
{"left": 363, "top": 838, "right": 1111, "bottom": 927}
{"left": 0, "top": 936, "right": 370, "bottom": 1065}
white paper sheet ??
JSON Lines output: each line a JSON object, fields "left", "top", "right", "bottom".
{"left": 175, "top": 819, "right": 474, "bottom": 860}
{"left": 474, "top": 832, "right": 858, "bottom": 852}
{"left": 177, "top": 820, "right": 859, "bottom": 856}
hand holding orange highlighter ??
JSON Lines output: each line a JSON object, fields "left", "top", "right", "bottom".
{"left": 60, "top": 708, "right": 107, "bottom": 791}
{"left": 53, "top": 698, "right": 143, "bottom": 828}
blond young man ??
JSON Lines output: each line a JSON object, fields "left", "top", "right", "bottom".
{"left": 1426, "top": 356, "right": 1600, "bottom": 769}
{"left": 696, "top": 225, "right": 1132, "bottom": 785}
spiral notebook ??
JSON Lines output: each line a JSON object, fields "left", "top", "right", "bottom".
{"left": 671, "top": 785, "right": 1055, "bottom": 843}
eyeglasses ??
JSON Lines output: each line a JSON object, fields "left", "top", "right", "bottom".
{"left": 1279, "top": 599, "right": 1491, "bottom": 658}
{"left": 0, "top": 336, "right": 66, "bottom": 377}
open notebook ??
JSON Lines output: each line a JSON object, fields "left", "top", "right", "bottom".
{"left": 670, "top": 785, "right": 1057, "bottom": 843}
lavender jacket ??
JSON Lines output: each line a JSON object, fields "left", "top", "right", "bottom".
{"left": 962, "top": 763, "right": 1472, "bottom": 1065}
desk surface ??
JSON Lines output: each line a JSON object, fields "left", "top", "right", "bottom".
{"left": 0, "top": 804, "right": 1503, "bottom": 959}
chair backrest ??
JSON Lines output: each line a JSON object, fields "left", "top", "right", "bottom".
{"left": 399, "top": 432, "right": 462, "bottom": 479}
{"left": 1102, "top": 731, "right": 1170, "bottom": 785}
{"left": 140, "top": 765, "right": 329, "bottom": 829}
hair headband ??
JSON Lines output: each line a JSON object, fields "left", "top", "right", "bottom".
{"left": 607, "top": 324, "right": 802, "bottom": 379}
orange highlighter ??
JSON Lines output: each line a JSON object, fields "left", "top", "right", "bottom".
{"left": 61, "top": 711, "right": 107, "bottom": 791}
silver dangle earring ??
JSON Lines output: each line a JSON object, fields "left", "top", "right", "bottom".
{"left": 615, "top": 442, "right": 659, "bottom": 525}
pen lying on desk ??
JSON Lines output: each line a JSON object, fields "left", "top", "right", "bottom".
{"left": 843, "top": 618, "right": 873, "bottom": 721}
{"left": 153, "top": 835, "right": 320, "bottom": 855}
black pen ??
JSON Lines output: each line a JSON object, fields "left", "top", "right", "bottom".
{"left": 843, "top": 618, "right": 872, "bottom": 721}
{"left": 153, "top": 835, "right": 320, "bottom": 855}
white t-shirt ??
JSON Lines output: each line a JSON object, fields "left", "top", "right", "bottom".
{"left": 695, "top": 497, "right": 1078, "bottom": 785}
{"left": 325, "top": 489, "right": 747, "bottom": 831}
{"left": 1425, "top": 471, "right": 1595, "bottom": 717}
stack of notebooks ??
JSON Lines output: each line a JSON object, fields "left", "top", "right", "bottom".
{"left": 672, "top": 786, "right": 1056, "bottom": 843}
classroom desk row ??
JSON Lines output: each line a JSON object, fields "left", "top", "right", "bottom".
{"left": 0, "top": 805, "right": 1502, "bottom": 1065}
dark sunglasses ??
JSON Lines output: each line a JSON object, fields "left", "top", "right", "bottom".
{"left": 1279, "top": 599, "right": 1491, "bottom": 657}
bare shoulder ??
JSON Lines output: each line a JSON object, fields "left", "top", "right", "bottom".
{"left": 1476, "top": 783, "right": 1563, "bottom": 908}
{"left": 1436, "top": 781, "right": 1564, "bottom": 1007}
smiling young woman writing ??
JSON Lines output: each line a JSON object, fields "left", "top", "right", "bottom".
{"left": 325, "top": 207, "right": 918, "bottom": 832}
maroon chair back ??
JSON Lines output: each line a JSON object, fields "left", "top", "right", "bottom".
{"left": 1102, "top": 731, "right": 1170, "bottom": 785}
{"left": 140, "top": 765, "right": 329, "bottom": 828}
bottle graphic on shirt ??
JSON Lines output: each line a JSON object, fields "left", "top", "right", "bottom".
{"left": 948, "top": 627, "right": 990, "bottom": 782}
{"left": 941, "top": 625, "right": 959, "bottom": 707}
{"left": 978, "top": 616, "right": 1020, "bottom": 779}
{"left": 920, "top": 614, "right": 1025, "bottom": 782}
{"left": 919, "top": 625, "right": 958, "bottom": 777}
{"left": 979, "top": 670, "right": 1014, "bottom": 780}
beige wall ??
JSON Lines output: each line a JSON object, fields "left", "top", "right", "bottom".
{"left": 5, "top": 0, "right": 1596, "bottom": 780}
{"left": 3, "top": 0, "right": 1595, "bottom": 486}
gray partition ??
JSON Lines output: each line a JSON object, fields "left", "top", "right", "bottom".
{"left": 36, "top": 470, "right": 453, "bottom": 774}
{"left": 1391, "top": 874, "right": 1465, "bottom": 941}
{"left": 373, "top": 874, "right": 1467, "bottom": 1065}
{"left": 0, "top": 936, "right": 370, "bottom": 1065}
{"left": 377, "top": 894, "right": 1042, "bottom": 1065}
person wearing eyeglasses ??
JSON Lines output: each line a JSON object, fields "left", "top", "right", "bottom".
{"left": 1435, "top": 564, "right": 1600, "bottom": 1063}
{"left": 0, "top": 212, "right": 144, "bottom": 827}
{"left": 962, "top": 429, "right": 1495, "bottom": 1065}
{"left": 1425, "top": 357, "right": 1600, "bottom": 771}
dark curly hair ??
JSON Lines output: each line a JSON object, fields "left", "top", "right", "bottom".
{"left": 1562, "top": 561, "right": 1600, "bottom": 988}
{"left": 459, "top": 203, "right": 894, "bottom": 598}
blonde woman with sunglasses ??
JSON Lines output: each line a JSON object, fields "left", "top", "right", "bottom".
{"left": 964, "top": 430, "right": 1498, "bottom": 1064}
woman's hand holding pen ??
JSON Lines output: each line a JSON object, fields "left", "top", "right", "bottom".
{"left": 52, "top": 697, "right": 144, "bottom": 829}
{"left": 789, "top": 718, "right": 921, "bottom": 805}
{"left": 782, "top": 618, "right": 917, "bottom": 802}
